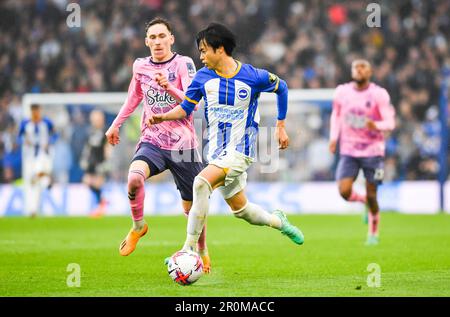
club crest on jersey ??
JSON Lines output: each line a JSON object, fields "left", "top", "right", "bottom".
{"left": 237, "top": 87, "right": 250, "bottom": 101}
{"left": 168, "top": 72, "right": 176, "bottom": 82}
{"left": 366, "top": 100, "right": 371, "bottom": 108}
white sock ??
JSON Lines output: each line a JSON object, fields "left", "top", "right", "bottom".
{"left": 233, "top": 202, "right": 282, "bottom": 229}
{"left": 183, "top": 176, "right": 212, "bottom": 251}
{"left": 25, "top": 183, "right": 41, "bottom": 216}
{"left": 133, "top": 219, "right": 146, "bottom": 231}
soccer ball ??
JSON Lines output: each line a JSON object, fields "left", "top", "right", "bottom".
{"left": 167, "top": 250, "right": 203, "bottom": 285}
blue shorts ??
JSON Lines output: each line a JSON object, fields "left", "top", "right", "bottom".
{"left": 132, "top": 142, "right": 206, "bottom": 201}
{"left": 336, "top": 155, "right": 385, "bottom": 185}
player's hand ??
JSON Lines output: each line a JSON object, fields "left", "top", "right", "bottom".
{"left": 329, "top": 140, "right": 337, "bottom": 154}
{"left": 147, "top": 114, "right": 165, "bottom": 126}
{"left": 155, "top": 72, "right": 169, "bottom": 90}
{"left": 105, "top": 126, "right": 120, "bottom": 146}
{"left": 366, "top": 119, "right": 377, "bottom": 131}
{"left": 275, "top": 126, "right": 289, "bottom": 150}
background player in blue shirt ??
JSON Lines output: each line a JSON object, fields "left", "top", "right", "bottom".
{"left": 18, "top": 104, "right": 56, "bottom": 217}
{"left": 149, "top": 23, "right": 304, "bottom": 256}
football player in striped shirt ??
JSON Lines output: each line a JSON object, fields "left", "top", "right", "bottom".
{"left": 149, "top": 23, "right": 304, "bottom": 255}
{"left": 18, "top": 104, "right": 56, "bottom": 217}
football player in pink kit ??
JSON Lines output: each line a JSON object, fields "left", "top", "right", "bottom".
{"left": 105, "top": 18, "right": 211, "bottom": 271}
{"left": 329, "top": 59, "right": 395, "bottom": 245}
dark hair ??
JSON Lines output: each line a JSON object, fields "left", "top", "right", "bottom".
{"left": 30, "top": 104, "right": 41, "bottom": 110}
{"left": 196, "top": 23, "right": 236, "bottom": 56}
{"left": 145, "top": 17, "right": 173, "bottom": 34}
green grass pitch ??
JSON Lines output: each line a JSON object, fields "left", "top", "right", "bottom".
{"left": 1, "top": 213, "right": 449, "bottom": 296}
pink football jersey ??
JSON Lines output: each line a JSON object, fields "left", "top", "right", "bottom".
{"left": 330, "top": 82, "right": 396, "bottom": 157}
{"left": 112, "top": 53, "right": 198, "bottom": 150}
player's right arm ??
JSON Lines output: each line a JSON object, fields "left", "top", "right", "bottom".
{"left": 148, "top": 74, "right": 203, "bottom": 125}
{"left": 329, "top": 86, "right": 342, "bottom": 154}
{"left": 106, "top": 60, "right": 144, "bottom": 146}
{"left": 17, "top": 120, "right": 28, "bottom": 146}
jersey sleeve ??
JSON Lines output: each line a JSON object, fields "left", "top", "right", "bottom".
{"left": 254, "top": 68, "right": 288, "bottom": 120}
{"left": 112, "top": 60, "right": 144, "bottom": 128}
{"left": 374, "top": 88, "right": 395, "bottom": 131}
{"left": 329, "top": 86, "right": 342, "bottom": 141}
{"left": 180, "top": 75, "right": 204, "bottom": 116}
{"left": 255, "top": 68, "right": 281, "bottom": 93}
{"left": 179, "top": 56, "right": 197, "bottom": 92}
{"left": 44, "top": 118, "right": 58, "bottom": 144}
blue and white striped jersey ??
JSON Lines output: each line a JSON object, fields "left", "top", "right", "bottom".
{"left": 18, "top": 117, "right": 56, "bottom": 159}
{"left": 180, "top": 61, "right": 288, "bottom": 161}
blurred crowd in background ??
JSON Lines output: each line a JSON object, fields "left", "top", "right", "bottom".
{"left": 0, "top": 0, "right": 449, "bottom": 184}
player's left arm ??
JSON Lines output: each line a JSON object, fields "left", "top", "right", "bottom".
{"left": 256, "top": 69, "right": 289, "bottom": 149}
{"left": 149, "top": 74, "right": 204, "bottom": 126}
{"left": 42, "top": 118, "right": 58, "bottom": 153}
{"left": 45, "top": 118, "right": 58, "bottom": 144}
{"left": 156, "top": 57, "right": 196, "bottom": 103}
{"left": 366, "top": 89, "right": 396, "bottom": 131}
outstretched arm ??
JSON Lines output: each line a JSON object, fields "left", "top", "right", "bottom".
{"left": 147, "top": 105, "right": 188, "bottom": 125}
{"left": 155, "top": 57, "right": 197, "bottom": 103}
{"left": 149, "top": 74, "right": 204, "bottom": 126}
{"left": 106, "top": 65, "right": 143, "bottom": 145}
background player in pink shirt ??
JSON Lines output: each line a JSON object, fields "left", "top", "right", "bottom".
{"left": 105, "top": 18, "right": 211, "bottom": 272}
{"left": 329, "top": 59, "right": 396, "bottom": 245}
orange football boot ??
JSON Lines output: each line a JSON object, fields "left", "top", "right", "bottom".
{"left": 119, "top": 224, "right": 148, "bottom": 256}
{"left": 201, "top": 254, "right": 211, "bottom": 274}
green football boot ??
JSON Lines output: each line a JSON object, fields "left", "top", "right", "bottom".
{"left": 273, "top": 210, "right": 304, "bottom": 245}
{"left": 365, "top": 235, "right": 379, "bottom": 246}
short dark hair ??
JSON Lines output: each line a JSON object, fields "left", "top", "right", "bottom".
{"left": 30, "top": 104, "right": 41, "bottom": 110}
{"left": 145, "top": 17, "right": 173, "bottom": 34}
{"left": 196, "top": 23, "right": 236, "bottom": 56}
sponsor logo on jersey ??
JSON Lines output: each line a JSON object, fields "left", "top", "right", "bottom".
{"left": 146, "top": 87, "right": 177, "bottom": 107}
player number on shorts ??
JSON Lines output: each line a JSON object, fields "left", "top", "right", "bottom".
{"left": 374, "top": 168, "right": 384, "bottom": 181}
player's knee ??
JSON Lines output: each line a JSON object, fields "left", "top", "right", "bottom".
{"left": 128, "top": 171, "right": 145, "bottom": 191}
{"left": 193, "top": 176, "right": 212, "bottom": 195}
{"left": 339, "top": 187, "right": 352, "bottom": 200}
